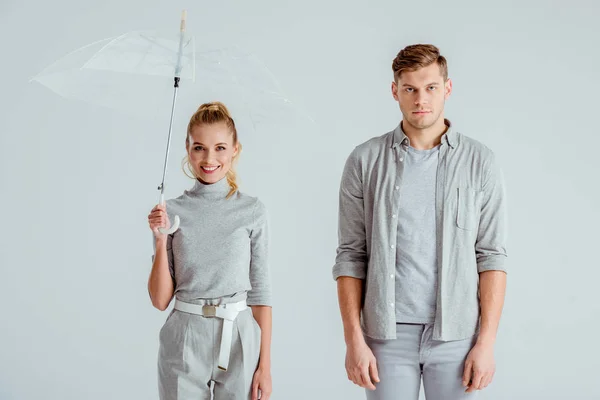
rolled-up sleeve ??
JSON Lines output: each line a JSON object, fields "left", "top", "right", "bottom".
{"left": 333, "top": 148, "right": 368, "bottom": 281}
{"left": 476, "top": 151, "right": 508, "bottom": 273}
{"left": 247, "top": 199, "right": 272, "bottom": 306}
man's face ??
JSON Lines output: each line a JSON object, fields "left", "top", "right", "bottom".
{"left": 392, "top": 63, "right": 452, "bottom": 131}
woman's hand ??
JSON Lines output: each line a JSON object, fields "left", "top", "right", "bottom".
{"left": 148, "top": 203, "right": 171, "bottom": 239}
{"left": 251, "top": 366, "right": 272, "bottom": 400}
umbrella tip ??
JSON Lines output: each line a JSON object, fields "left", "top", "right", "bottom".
{"left": 180, "top": 10, "right": 187, "bottom": 32}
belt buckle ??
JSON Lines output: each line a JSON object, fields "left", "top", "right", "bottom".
{"left": 202, "top": 305, "right": 217, "bottom": 317}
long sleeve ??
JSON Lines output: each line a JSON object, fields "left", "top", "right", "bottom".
{"left": 247, "top": 199, "right": 272, "bottom": 306}
{"left": 333, "top": 147, "right": 368, "bottom": 281}
{"left": 476, "top": 151, "right": 508, "bottom": 273}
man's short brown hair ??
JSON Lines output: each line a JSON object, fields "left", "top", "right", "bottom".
{"left": 392, "top": 44, "right": 448, "bottom": 82}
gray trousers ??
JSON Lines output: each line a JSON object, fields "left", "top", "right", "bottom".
{"left": 365, "top": 323, "right": 477, "bottom": 400}
{"left": 158, "top": 293, "right": 261, "bottom": 400}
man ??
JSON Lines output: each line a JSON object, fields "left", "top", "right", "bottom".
{"left": 333, "top": 44, "right": 507, "bottom": 400}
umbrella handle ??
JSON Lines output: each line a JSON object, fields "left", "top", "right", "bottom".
{"left": 158, "top": 215, "right": 180, "bottom": 235}
{"left": 157, "top": 193, "right": 181, "bottom": 234}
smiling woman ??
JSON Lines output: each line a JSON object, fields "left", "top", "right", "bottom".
{"left": 182, "top": 102, "right": 242, "bottom": 198}
{"left": 146, "top": 101, "right": 274, "bottom": 400}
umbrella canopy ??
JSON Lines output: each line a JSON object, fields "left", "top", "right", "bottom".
{"left": 30, "top": 30, "right": 312, "bottom": 132}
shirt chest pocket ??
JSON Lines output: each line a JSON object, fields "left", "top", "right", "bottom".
{"left": 456, "top": 187, "right": 482, "bottom": 230}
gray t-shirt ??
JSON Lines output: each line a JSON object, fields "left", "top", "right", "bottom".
{"left": 395, "top": 143, "right": 440, "bottom": 323}
{"left": 153, "top": 177, "right": 272, "bottom": 306}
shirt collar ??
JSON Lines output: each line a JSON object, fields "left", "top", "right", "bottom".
{"left": 187, "top": 176, "right": 231, "bottom": 199}
{"left": 392, "top": 118, "right": 457, "bottom": 149}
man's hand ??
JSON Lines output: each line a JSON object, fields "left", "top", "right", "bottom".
{"left": 345, "top": 338, "right": 380, "bottom": 390}
{"left": 462, "top": 341, "right": 495, "bottom": 392}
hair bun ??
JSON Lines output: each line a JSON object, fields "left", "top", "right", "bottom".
{"left": 198, "top": 101, "right": 230, "bottom": 114}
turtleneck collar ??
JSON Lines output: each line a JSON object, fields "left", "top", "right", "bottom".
{"left": 187, "top": 177, "right": 231, "bottom": 199}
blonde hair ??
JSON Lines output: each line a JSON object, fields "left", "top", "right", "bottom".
{"left": 392, "top": 44, "right": 448, "bottom": 82}
{"left": 182, "top": 101, "right": 242, "bottom": 199}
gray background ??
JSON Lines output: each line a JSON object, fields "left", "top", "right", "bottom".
{"left": 1, "top": 0, "right": 599, "bottom": 399}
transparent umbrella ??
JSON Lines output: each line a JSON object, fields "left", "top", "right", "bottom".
{"left": 31, "top": 10, "right": 313, "bottom": 234}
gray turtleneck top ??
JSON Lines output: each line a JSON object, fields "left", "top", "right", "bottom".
{"left": 153, "top": 177, "right": 272, "bottom": 306}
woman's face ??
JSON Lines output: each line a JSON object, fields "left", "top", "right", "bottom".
{"left": 187, "top": 121, "right": 238, "bottom": 184}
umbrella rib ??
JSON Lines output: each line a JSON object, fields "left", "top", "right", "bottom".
{"left": 29, "top": 37, "right": 114, "bottom": 82}
{"left": 133, "top": 38, "right": 158, "bottom": 77}
{"left": 80, "top": 32, "right": 130, "bottom": 71}
{"left": 136, "top": 32, "right": 194, "bottom": 78}
{"left": 191, "top": 36, "right": 196, "bottom": 82}
{"left": 138, "top": 33, "right": 179, "bottom": 55}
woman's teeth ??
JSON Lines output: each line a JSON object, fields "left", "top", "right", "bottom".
{"left": 202, "top": 166, "right": 219, "bottom": 172}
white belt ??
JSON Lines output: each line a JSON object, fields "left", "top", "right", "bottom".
{"left": 174, "top": 298, "right": 248, "bottom": 371}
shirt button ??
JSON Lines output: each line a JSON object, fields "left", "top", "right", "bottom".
{"left": 390, "top": 303, "right": 395, "bottom": 307}
{"left": 390, "top": 274, "right": 394, "bottom": 278}
{"left": 395, "top": 186, "right": 400, "bottom": 190}
{"left": 399, "top": 157, "right": 404, "bottom": 161}
{"left": 390, "top": 245, "right": 395, "bottom": 249}
{"left": 392, "top": 214, "right": 397, "bottom": 218}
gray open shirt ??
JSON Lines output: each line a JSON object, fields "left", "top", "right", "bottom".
{"left": 332, "top": 120, "right": 508, "bottom": 341}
